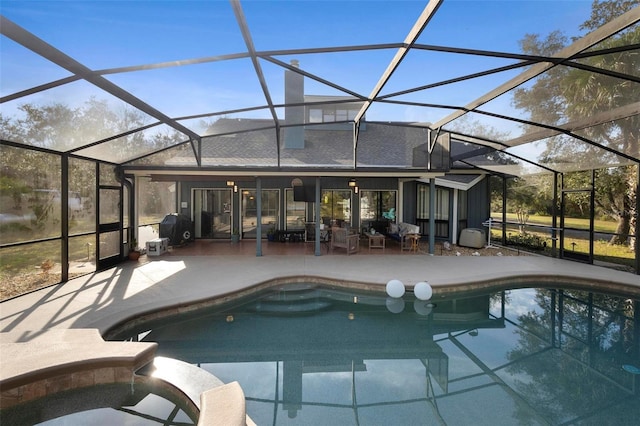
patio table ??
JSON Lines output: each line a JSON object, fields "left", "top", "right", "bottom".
{"left": 364, "top": 232, "right": 386, "bottom": 251}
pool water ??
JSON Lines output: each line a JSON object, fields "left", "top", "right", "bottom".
{"left": 0, "top": 379, "right": 198, "bottom": 425}
{"left": 113, "top": 284, "right": 640, "bottom": 425}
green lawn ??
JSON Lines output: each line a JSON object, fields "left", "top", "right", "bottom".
{"left": 491, "top": 220, "right": 635, "bottom": 268}
{"left": 492, "top": 212, "right": 618, "bottom": 233}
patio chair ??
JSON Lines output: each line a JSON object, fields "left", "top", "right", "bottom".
{"left": 330, "top": 226, "right": 359, "bottom": 255}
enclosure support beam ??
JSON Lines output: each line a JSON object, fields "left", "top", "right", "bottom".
{"left": 429, "top": 178, "right": 435, "bottom": 255}
{"left": 0, "top": 17, "right": 200, "bottom": 142}
{"left": 95, "top": 162, "right": 101, "bottom": 264}
{"left": 559, "top": 174, "right": 565, "bottom": 258}
{"left": 432, "top": 7, "right": 640, "bottom": 130}
{"left": 256, "top": 177, "right": 262, "bottom": 257}
{"left": 315, "top": 177, "right": 322, "bottom": 256}
{"left": 61, "top": 153, "right": 69, "bottom": 283}
{"left": 551, "top": 172, "right": 558, "bottom": 257}
{"left": 589, "top": 170, "right": 596, "bottom": 265}
{"left": 634, "top": 163, "right": 640, "bottom": 275}
{"left": 501, "top": 176, "right": 507, "bottom": 246}
{"left": 123, "top": 177, "right": 134, "bottom": 257}
{"left": 353, "top": 0, "right": 443, "bottom": 126}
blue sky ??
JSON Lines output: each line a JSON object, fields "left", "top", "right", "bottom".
{"left": 1, "top": 1, "right": 594, "bottom": 138}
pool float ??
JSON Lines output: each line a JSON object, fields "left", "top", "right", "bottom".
{"left": 622, "top": 364, "right": 640, "bottom": 374}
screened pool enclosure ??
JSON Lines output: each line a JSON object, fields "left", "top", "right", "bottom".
{"left": 1, "top": 1, "right": 639, "bottom": 297}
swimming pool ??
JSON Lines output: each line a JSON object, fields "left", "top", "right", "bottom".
{"left": 0, "top": 377, "right": 198, "bottom": 425}
{"left": 111, "top": 283, "right": 640, "bottom": 425}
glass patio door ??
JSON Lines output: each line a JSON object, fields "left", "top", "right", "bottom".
{"left": 193, "top": 189, "right": 232, "bottom": 239}
{"left": 241, "top": 189, "right": 279, "bottom": 238}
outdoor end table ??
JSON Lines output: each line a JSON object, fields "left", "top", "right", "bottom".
{"left": 405, "top": 233, "right": 420, "bottom": 253}
{"left": 364, "top": 232, "right": 386, "bottom": 251}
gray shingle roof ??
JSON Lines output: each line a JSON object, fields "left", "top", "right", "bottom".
{"left": 173, "top": 118, "right": 440, "bottom": 169}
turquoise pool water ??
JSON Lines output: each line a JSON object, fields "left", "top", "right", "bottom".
{"left": 113, "top": 283, "right": 639, "bottom": 425}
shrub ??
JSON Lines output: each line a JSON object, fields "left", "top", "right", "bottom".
{"left": 506, "top": 232, "right": 547, "bottom": 251}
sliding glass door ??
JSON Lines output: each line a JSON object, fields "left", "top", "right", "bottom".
{"left": 241, "top": 189, "right": 279, "bottom": 238}
{"left": 193, "top": 189, "right": 232, "bottom": 239}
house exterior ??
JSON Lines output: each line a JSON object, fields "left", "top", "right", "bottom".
{"left": 140, "top": 61, "right": 491, "bottom": 248}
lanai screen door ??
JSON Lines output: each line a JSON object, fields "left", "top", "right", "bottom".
{"left": 97, "top": 164, "right": 122, "bottom": 269}
{"left": 560, "top": 189, "right": 594, "bottom": 264}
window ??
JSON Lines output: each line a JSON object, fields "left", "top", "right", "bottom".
{"left": 457, "top": 189, "right": 468, "bottom": 232}
{"left": 417, "top": 185, "right": 449, "bottom": 220}
{"left": 457, "top": 190, "right": 467, "bottom": 220}
{"left": 360, "top": 190, "right": 397, "bottom": 222}
{"left": 261, "top": 189, "right": 279, "bottom": 232}
{"left": 309, "top": 109, "right": 322, "bottom": 123}
{"left": 320, "top": 190, "right": 351, "bottom": 225}
{"left": 285, "top": 189, "right": 306, "bottom": 230}
{"left": 309, "top": 106, "right": 359, "bottom": 123}
{"left": 323, "top": 110, "right": 335, "bottom": 122}
{"left": 417, "top": 184, "right": 450, "bottom": 238}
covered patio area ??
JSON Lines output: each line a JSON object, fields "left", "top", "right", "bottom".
{"left": 141, "top": 236, "right": 523, "bottom": 258}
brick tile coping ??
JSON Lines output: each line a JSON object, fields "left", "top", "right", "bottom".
{"left": 1, "top": 329, "right": 255, "bottom": 426}
{"left": 199, "top": 382, "right": 256, "bottom": 426}
{"left": 0, "top": 329, "right": 157, "bottom": 408}
{"left": 148, "top": 356, "right": 256, "bottom": 426}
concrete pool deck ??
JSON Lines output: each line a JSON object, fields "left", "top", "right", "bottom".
{"left": 1, "top": 254, "right": 638, "bottom": 424}
{"left": 1, "top": 254, "right": 638, "bottom": 336}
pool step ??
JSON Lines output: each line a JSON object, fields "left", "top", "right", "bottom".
{"left": 252, "top": 299, "right": 332, "bottom": 314}
{"left": 251, "top": 288, "right": 333, "bottom": 314}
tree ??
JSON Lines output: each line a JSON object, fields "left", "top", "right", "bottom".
{"left": 1, "top": 99, "right": 185, "bottom": 242}
{"left": 513, "top": 0, "right": 639, "bottom": 247}
{"left": 0, "top": 97, "right": 180, "bottom": 158}
{"left": 506, "top": 288, "right": 634, "bottom": 421}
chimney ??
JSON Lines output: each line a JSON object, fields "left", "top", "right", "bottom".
{"left": 284, "top": 59, "right": 305, "bottom": 149}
